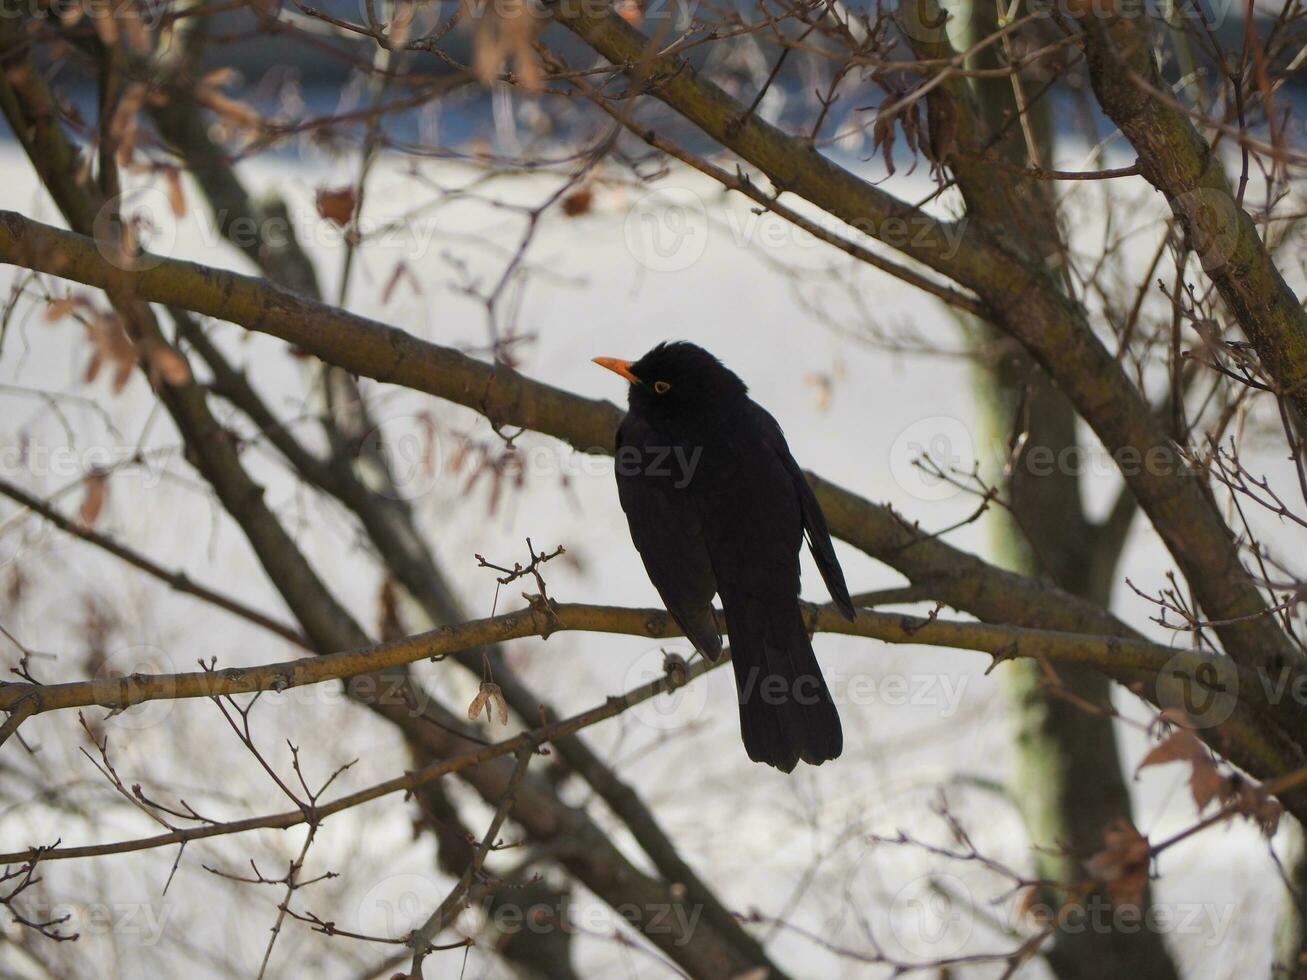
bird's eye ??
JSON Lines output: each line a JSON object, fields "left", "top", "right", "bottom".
{"left": 653, "top": 380, "right": 672, "bottom": 394}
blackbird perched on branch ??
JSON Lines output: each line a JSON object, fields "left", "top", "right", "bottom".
{"left": 594, "top": 342, "right": 856, "bottom": 771}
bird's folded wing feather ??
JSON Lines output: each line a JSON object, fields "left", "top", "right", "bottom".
{"left": 615, "top": 419, "right": 722, "bottom": 659}
{"left": 752, "top": 405, "right": 856, "bottom": 620}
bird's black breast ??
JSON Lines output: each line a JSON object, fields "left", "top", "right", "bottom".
{"left": 618, "top": 402, "right": 806, "bottom": 602}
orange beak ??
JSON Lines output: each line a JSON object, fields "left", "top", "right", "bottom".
{"left": 592, "top": 356, "right": 641, "bottom": 385}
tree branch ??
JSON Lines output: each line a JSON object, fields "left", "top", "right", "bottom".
{"left": 1075, "top": 7, "right": 1307, "bottom": 420}
{"left": 0, "top": 599, "right": 1268, "bottom": 722}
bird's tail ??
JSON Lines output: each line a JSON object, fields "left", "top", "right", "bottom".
{"left": 728, "top": 603, "right": 842, "bottom": 772}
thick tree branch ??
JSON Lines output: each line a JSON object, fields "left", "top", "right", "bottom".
{"left": 1075, "top": 8, "right": 1307, "bottom": 420}
{"left": 0, "top": 599, "right": 1264, "bottom": 722}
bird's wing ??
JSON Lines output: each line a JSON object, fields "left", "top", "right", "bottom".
{"left": 615, "top": 417, "right": 722, "bottom": 660}
{"left": 752, "top": 404, "right": 856, "bottom": 620}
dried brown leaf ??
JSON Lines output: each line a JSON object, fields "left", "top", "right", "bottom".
{"left": 465, "top": 0, "right": 544, "bottom": 91}
{"left": 561, "top": 187, "right": 593, "bottom": 217}
{"left": 488, "top": 682, "right": 508, "bottom": 725}
{"left": 196, "top": 90, "right": 262, "bottom": 134}
{"left": 141, "top": 337, "right": 191, "bottom": 387}
{"left": 377, "top": 577, "right": 405, "bottom": 642}
{"left": 467, "top": 686, "right": 489, "bottom": 722}
{"left": 315, "top": 186, "right": 358, "bottom": 228}
{"left": 871, "top": 99, "right": 899, "bottom": 177}
{"left": 80, "top": 471, "right": 109, "bottom": 528}
{"left": 1137, "top": 730, "right": 1226, "bottom": 813}
{"left": 200, "top": 67, "right": 238, "bottom": 89}
{"left": 1190, "top": 763, "right": 1228, "bottom": 811}
{"left": 926, "top": 87, "right": 958, "bottom": 179}
{"left": 804, "top": 372, "right": 834, "bottom": 412}
{"left": 468, "top": 681, "right": 509, "bottom": 725}
{"left": 163, "top": 168, "right": 186, "bottom": 218}
{"left": 1230, "top": 779, "right": 1283, "bottom": 838}
{"left": 88, "top": 1, "right": 120, "bottom": 45}
{"left": 83, "top": 311, "right": 136, "bottom": 394}
{"left": 109, "top": 83, "right": 148, "bottom": 166}
{"left": 871, "top": 83, "right": 932, "bottom": 179}
{"left": 44, "top": 297, "right": 78, "bottom": 323}
{"left": 1137, "top": 730, "right": 1206, "bottom": 771}
{"left": 1084, "top": 818, "right": 1150, "bottom": 908}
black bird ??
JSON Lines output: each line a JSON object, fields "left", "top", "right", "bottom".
{"left": 594, "top": 342, "right": 856, "bottom": 771}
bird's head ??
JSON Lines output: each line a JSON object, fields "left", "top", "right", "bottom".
{"left": 593, "top": 341, "right": 748, "bottom": 417}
